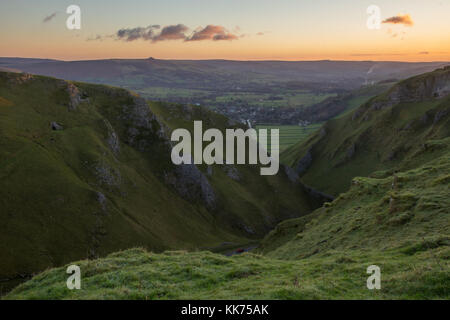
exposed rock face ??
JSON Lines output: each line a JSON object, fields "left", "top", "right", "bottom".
{"left": 115, "top": 94, "right": 217, "bottom": 209}
{"left": 375, "top": 67, "right": 450, "bottom": 110}
{"left": 165, "top": 164, "right": 216, "bottom": 210}
{"left": 96, "top": 192, "right": 107, "bottom": 212}
{"left": 51, "top": 122, "right": 63, "bottom": 131}
{"left": 94, "top": 163, "right": 122, "bottom": 189}
{"left": 391, "top": 70, "right": 450, "bottom": 102}
{"left": 296, "top": 149, "right": 313, "bottom": 175}
{"left": 66, "top": 83, "right": 83, "bottom": 111}
{"left": 121, "top": 96, "right": 166, "bottom": 152}
{"left": 7, "top": 73, "right": 33, "bottom": 85}
{"left": 352, "top": 67, "right": 450, "bottom": 125}
{"left": 107, "top": 130, "right": 120, "bottom": 155}
{"left": 103, "top": 119, "right": 120, "bottom": 155}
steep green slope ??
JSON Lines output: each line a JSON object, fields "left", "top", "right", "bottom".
{"left": 148, "top": 101, "right": 323, "bottom": 233}
{"left": 6, "top": 137, "right": 448, "bottom": 300}
{"left": 282, "top": 66, "right": 450, "bottom": 196}
{"left": 0, "top": 72, "right": 318, "bottom": 283}
{"left": 261, "top": 142, "right": 449, "bottom": 258}
{"left": 301, "top": 80, "right": 396, "bottom": 123}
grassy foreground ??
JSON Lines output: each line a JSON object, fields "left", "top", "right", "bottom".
{"left": 5, "top": 247, "right": 448, "bottom": 300}
{"left": 5, "top": 144, "right": 449, "bottom": 300}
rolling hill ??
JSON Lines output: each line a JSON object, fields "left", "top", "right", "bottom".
{"left": 1, "top": 58, "right": 445, "bottom": 91}
{"left": 0, "top": 71, "right": 321, "bottom": 288}
{"left": 1, "top": 58, "right": 447, "bottom": 124}
{"left": 282, "top": 66, "right": 450, "bottom": 196}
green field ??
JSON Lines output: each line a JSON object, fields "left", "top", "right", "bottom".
{"left": 256, "top": 124, "right": 323, "bottom": 153}
{"left": 137, "top": 87, "right": 210, "bottom": 100}
{"left": 210, "top": 92, "right": 335, "bottom": 108}
{"left": 137, "top": 87, "right": 335, "bottom": 109}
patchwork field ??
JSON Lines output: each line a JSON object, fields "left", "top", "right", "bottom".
{"left": 256, "top": 124, "right": 323, "bottom": 153}
{"left": 138, "top": 87, "right": 335, "bottom": 109}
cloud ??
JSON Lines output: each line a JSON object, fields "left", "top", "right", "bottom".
{"left": 116, "top": 25, "right": 161, "bottom": 41}
{"left": 94, "top": 24, "right": 239, "bottom": 43}
{"left": 87, "top": 35, "right": 103, "bottom": 42}
{"left": 186, "top": 25, "right": 238, "bottom": 41}
{"left": 152, "top": 24, "right": 189, "bottom": 42}
{"left": 213, "top": 33, "right": 239, "bottom": 41}
{"left": 87, "top": 34, "right": 116, "bottom": 42}
{"left": 43, "top": 12, "right": 57, "bottom": 23}
{"left": 418, "top": 51, "right": 429, "bottom": 55}
{"left": 382, "top": 14, "right": 414, "bottom": 26}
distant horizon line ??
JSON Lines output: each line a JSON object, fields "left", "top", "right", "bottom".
{"left": 1, "top": 56, "right": 450, "bottom": 64}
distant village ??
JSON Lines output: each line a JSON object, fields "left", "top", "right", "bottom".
{"left": 212, "top": 104, "right": 312, "bottom": 126}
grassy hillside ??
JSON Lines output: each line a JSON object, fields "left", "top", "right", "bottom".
{"left": 3, "top": 68, "right": 449, "bottom": 300}
{"left": 6, "top": 137, "right": 449, "bottom": 300}
{"left": 0, "top": 71, "right": 319, "bottom": 286}
{"left": 262, "top": 142, "right": 449, "bottom": 258}
{"left": 251, "top": 83, "right": 394, "bottom": 154}
{"left": 282, "top": 66, "right": 450, "bottom": 196}
{"left": 5, "top": 245, "right": 448, "bottom": 300}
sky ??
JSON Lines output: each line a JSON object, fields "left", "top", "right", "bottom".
{"left": 0, "top": 0, "right": 449, "bottom": 61}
